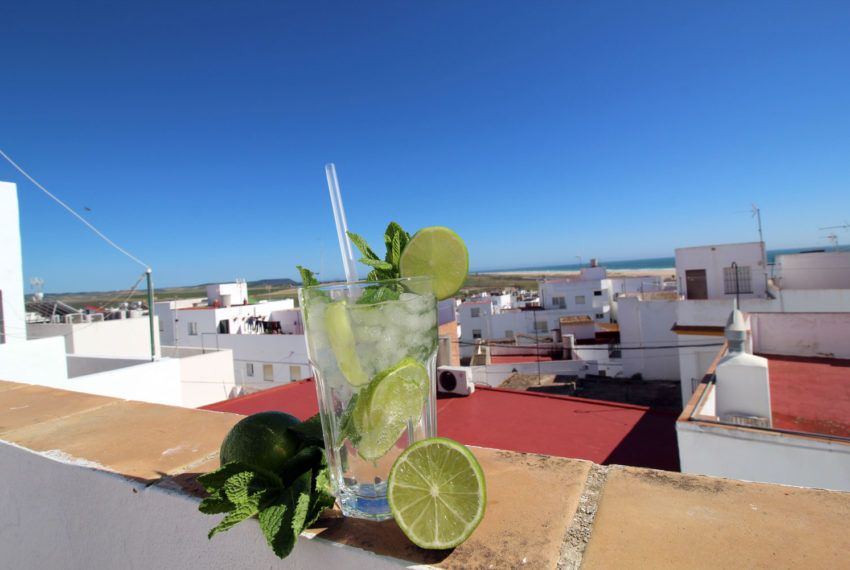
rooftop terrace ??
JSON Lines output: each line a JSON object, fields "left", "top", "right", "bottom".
{"left": 202, "top": 378, "right": 680, "bottom": 471}
{"left": 2, "top": 379, "right": 848, "bottom": 568}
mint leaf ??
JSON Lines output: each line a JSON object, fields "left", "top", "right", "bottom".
{"left": 198, "top": 488, "right": 235, "bottom": 514}
{"left": 197, "top": 461, "right": 256, "bottom": 492}
{"left": 359, "top": 257, "right": 393, "bottom": 271}
{"left": 287, "top": 414, "right": 324, "bottom": 447}
{"left": 277, "top": 446, "right": 325, "bottom": 487}
{"left": 346, "top": 231, "right": 381, "bottom": 261}
{"left": 357, "top": 284, "right": 401, "bottom": 305}
{"left": 296, "top": 265, "right": 320, "bottom": 287}
{"left": 383, "top": 221, "right": 409, "bottom": 272}
{"left": 208, "top": 495, "right": 262, "bottom": 538}
{"left": 258, "top": 472, "right": 312, "bottom": 559}
{"left": 305, "top": 466, "right": 336, "bottom": 528}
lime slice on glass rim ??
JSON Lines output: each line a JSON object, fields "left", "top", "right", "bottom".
{"left": 352, "top": 357, "right": 428, "bottom": 461}
{"left": 388, "top": 437, "right": 486, "bottom": 550}
{"left": 400, "top": 227, "right": 468, "bottom": 300}
{"left": 325, "top": 300, "right": 369, "bottom": 386}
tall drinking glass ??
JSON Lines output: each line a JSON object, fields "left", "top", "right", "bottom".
{"left": 299, "top": 276, "right": 438, "bottom": 521}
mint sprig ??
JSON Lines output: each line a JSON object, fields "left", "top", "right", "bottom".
{"left": 198, "top": 414, "right": 334, "bottom": 559}
{"left": 296, "top": 222, "right": 412, "bottom": 304}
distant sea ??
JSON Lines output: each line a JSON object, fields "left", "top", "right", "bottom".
{"left": 481, "top": 245, "right": 850, "bottom": 273}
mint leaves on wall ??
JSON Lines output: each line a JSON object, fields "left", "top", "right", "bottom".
{"left": 198, "top": 414, "right": 335, "bottom": 560}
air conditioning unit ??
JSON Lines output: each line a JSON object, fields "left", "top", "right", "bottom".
{"left": 437, "top": 366, "right": 475, "bottom": 396}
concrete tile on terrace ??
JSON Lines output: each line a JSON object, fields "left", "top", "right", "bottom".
{"left": 311, "top": 447, "right": 591, "bottom": 569}
{"left": 0, "top": 384, "right": 117, "bottom": 435}
{"left": 0, "top": 400, "right": 242, "bottom": 481}
{"left": 582, "top": 466, "right": 850, "bottom": 569}
{"left": 0, "top": 380, "right": 28, "bottom": 393}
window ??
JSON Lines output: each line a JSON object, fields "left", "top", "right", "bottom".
{"left": 504, "top": 329, "right": 514, "bottom": 339}
{"left": 575, "top": 295, "right": 586, "bottom": 305}
{"left": 534, "top": 320, "right": 548, "bottom": 333}
{"left": 724, "top": 265, "right": 753, "bottom": 294}
{"left": 217, "top": 319, "right": 230, "bottom": 334}
{"left": 470, "top": 307, "right": 481, "bottom": 318}
{"left": 246, "top": 363, "right": 254, "bottom": 377}
{"left": 472, "top": 329, "right": 482, "bottom": 339}
{"left": 593, "top": 290, "right": 602, "bottom": 297}
{"left": 188, "top": 322, "right": 198, "bottom": 335}
{"left": 263, "top": 364, "right": 274, "bottom": 382}
{"left": 596, "top": 313, "right": 604, "bottom": 319}
{"left": 552, "top": 296, "right": 566, "bottom": 309}
{"left": 289, "top": 365, "right": 301, "bottom": 380}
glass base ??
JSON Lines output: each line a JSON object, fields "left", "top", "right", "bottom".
{"left": 338, "top": 482, "right": 393, "bottom": 521}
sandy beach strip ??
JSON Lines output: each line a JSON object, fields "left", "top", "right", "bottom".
{"left": 480, "top": 268, "right": 676, "bottom": 280}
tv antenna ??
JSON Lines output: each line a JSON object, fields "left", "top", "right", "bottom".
{"left": 821, "top": 233, "right": 840, "bottom": 251}
{"left": 819, "top": 221, "right": 849, "bottom": 232}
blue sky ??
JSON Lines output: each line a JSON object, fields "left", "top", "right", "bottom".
{"left": 2, "top": 1, "right": 849, "bottom": 292}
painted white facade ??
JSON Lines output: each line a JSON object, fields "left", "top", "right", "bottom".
{"left": 196, "top": 333, "right": 312, "bottom": 389}
{"left": 618, "top": 296, "right": 680, "bottom": 380}
{"left": 774, "top": 251, "right": 850, "bottom": 290}
{"left": 751, "top": 312, "right": 850, "bottom": 359}
{"left": 677, "top": 416, "right": 850, "bottom": 492}
{"left": 0, "top": 336, "right": 69, "bottom": 384}
{"left": 156, "top": 298, "right": 308, "bottom": 386}
{"left": 0, "top": 181, "right": 26, "bottom": 345}
{"left": 206, "top": 281, "right": 249, "bottom": 307}
{"left": 27, "top": 317, "right": 162, "bottom": 359}
{"left": 0, "top": 444, "right": 401, "bottom": 570}
{"left": 675, "top": 241, "right": 768, "bottom": 300}
{"left": 470, "top": 359, "right": 598, "bottom": 387}
{"left": 0, "top": 335, "right": 236, "bottom": 408}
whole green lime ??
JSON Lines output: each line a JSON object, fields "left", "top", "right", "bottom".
{"left": 220, "top": 411, "right": 301, "bottom": 474}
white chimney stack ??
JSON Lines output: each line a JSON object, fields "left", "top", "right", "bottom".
{"left": 715, "top": 300, "right": 772, "bottom": 427}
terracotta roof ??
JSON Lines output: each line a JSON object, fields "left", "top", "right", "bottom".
{"left": 202, "top": 379, "right": 680, "bottom": 471}
{"left": 560, "top": 315, "right": 593, "bottom": 325}
{"left": 596, "top": 322, "right": 620, "bottom": 332}
{"left": 764, "top": 354, "right": 850, "bottom": 437}
{"left": 489, "top": 354, "right": 554, "bottom": 364}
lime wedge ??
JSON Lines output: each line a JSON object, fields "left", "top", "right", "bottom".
{"left": 399, "top": 227, "right": 468, "bottom": 300}
{"left": 325, "top": 300, "right": 369, "bottom": 386}
{"left": 352, "top": 358, "right": 428, "bottom": 460}
{"left": 388, "top": 437, "right": 486, "bottom": 549}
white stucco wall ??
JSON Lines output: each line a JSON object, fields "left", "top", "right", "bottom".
{"left": 751, "top": 313, "right": 850, "bottom": 359}
{"left": 677, "top": 420, "right": 850, "bottom": 492}
{"left": 28, "top": 317, "right": 161, "bottom": 359}
{"left": 175, "top": 332, "right": 310, "bottom": 387}
{"left": 471, "top": 360, "right": 597, "bottom": 387}
{"left": 775, "top": 252, "right": 850, "bottom": 290}
{"left": 67, "top": 355, "right": 146, "bottom": 378}
{"left": 618, "top": 297, "right": 680, "bottom": 380}
{"left": 0, "top": 443, "right": 403, "bottom": 570}
{"left": 0, "top": 181, "right": 26, "bottom": 345}
{"left": 0, "top": 336, "right": 68, "bottom": 384}
{"left": 675, "top": 242, "right": 767, "bottom": 300}
{"left": 678, "top": 338, "right": 726, "bottom": 405}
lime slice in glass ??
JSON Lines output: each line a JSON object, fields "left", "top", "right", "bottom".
{"left": 388, "top": 437, "right": 486, "bottom": 549}
{"left": 399, "top": 227, "right": 468, "bottom": 300}
{"left": 325, "top": 300, "right": 369, "bottom": 386}
{"left": 353, "top": 358, "right": 428, "bottom": 460}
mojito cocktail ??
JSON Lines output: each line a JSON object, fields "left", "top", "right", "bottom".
{"left": 299, "top": 277, "right": 438, "bottom": 520}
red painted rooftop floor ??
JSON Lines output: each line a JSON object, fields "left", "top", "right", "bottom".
{"left": 763, "top": 354, "right": 850, "bottom": 437}
{"left": 202, "top": 379, "right": 680, "bottom": 471}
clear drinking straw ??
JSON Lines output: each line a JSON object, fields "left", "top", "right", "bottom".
{"left": 325, "top": 163, "right": 359, "bottom": 283}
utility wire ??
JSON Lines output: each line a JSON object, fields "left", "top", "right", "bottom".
{"left": 0, "top": 149, "right": 149, "bottom": 269}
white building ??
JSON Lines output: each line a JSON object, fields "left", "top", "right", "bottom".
{"left": 677, "top": 310, "right": 850, "bottom": 492}
{"left": 675, "top": 241, "right": 769, "bottom": 301}
{"left": 27, "top": 317, "right": 161, "bottom": 360}
{"left": 0, "top": 181, "right": 26, "bottom": 345}
{"left": 0, "top": 181, "right": 235, "bottom": 407}
{"left": 155, "top": 295, "right": 311, "bottom": 389}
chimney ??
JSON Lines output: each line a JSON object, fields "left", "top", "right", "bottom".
{"left": 715, "top": 301, "right": 772, "bottom": 427}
